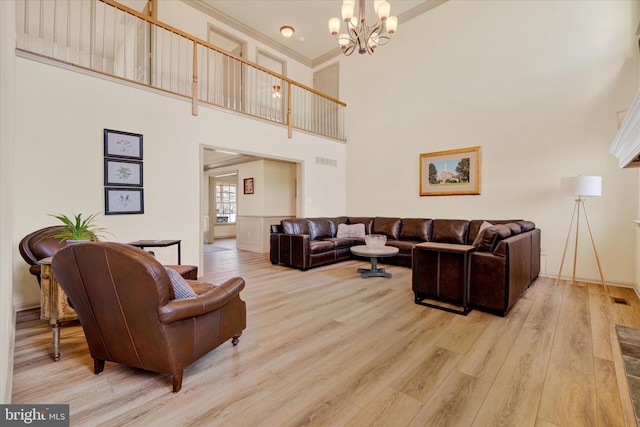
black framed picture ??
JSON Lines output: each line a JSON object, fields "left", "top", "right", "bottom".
{"left": 104, "top": 159, "right": 143, "bottom": 187}
{"left": 104, "top": 129, "right": 143, "bottom": 160}
{"left": 244, "top": 177, "right": 254, "bottom": 194}
{"left": 104, "top": 187, "right": 144, "bottom": 215}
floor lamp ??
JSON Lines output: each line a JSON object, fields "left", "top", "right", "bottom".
{"left": 555, "top": 176, "right": 607, "bottom": 291}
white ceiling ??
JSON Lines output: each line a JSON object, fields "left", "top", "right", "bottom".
{"left": 194, "top": 0, "right": 445, "bottom": 66}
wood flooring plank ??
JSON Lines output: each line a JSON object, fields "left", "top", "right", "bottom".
{"left": 434, "top": 309, "right": 489, "bottom": 354}
{"left": 343, "top": 387, "right": 422, "bottom": 427}
{"left": 588, "top": 282, "right": 615, "bottom": 361}
{"left": 408, "top": 370, "right": 492, "bottom": 427}
{"left": 548, "top": 285, "right": 594, "bottom": 375}
{"left": 537, "top": 362, "right": 597, "bottom": 426}
{"left": 390, "top": 346, "right": 462, "bottom": 403}
{"left": 594, "top": 356, "right": 626, "bottom": 426}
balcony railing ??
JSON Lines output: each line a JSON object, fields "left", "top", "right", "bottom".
{"left": 15, "top": 0, "right": 346, "bottom": 141}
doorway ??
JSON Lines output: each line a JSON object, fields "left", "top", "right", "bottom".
{"left": 201, "top": 147, "right": 300, "bottom": 253}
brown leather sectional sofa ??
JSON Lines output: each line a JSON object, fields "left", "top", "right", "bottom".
{"left": 270, "top": 216, "right": 541, "bottom": 316}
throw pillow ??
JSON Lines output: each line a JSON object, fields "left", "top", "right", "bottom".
{"left": 472, "top": 221, "right": 494, "bottom": 246}
{"left": 165, "top": 267, "right": 197, "bottom": 299}
{"left": 337, "top": 223, "right": 366, "bottom": 238}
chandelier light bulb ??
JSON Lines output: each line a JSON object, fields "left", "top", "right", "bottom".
{"left": 338, "top": 34, "right": 350, "bottom": 46}
{"left": 272, "top": 85, "right": 282, "bottom": 99}
{"left": 377, "top": 2, "right": 390, "bottom": 20}
{"left": 386, "top": 16, "right": 397, "bottom": 33}
{"left": 341, "top": 3, "right": 354, "bottom": 21}
{"left": 328, "top": 17, "right": 341, "bottom": 35}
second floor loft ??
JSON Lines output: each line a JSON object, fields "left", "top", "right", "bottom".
{"left": 15, "top": 0, "right": 346, "bottom": 142}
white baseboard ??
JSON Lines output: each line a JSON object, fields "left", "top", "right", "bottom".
{"left": 14, "top": 300, "right": 39, "bottom": 312}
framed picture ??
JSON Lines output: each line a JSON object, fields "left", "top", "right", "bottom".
{"left": 244, "top": 177, "right": 254, "bottom": 194}
{"left": 104, "top": 159, "right": 143, "bottom": 187}
{"left": 104, "top": 129, "right": 143, "bottom": 160}
{"left": 420, "top": 146, "right": 481, "bottom": 196}
{"left": 105, "top": 187, "right": 144, "bottom": 215}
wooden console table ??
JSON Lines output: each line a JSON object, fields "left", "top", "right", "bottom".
{"left": 412, "top": 242, "right": 476, "bottom": 315}
{"left": 129, "top": 239, "right": 181, "bottom": 264}
{"left": 39, "top": 257, "right": 78, "bottom": 361}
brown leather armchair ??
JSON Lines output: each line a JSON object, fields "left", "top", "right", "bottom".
{"left": 52, "top": 242, "right": 246, "bottom": 392}
{"left": 19, "top": 226, "right": 68, "bottom": 285}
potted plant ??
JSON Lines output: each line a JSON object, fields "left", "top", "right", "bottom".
{"left": 48, "top": 212, "right": 110, "bottom": 244}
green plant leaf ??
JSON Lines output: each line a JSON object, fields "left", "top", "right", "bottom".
{"left": 46, "top": 212, "right": 111, "bottom": 242}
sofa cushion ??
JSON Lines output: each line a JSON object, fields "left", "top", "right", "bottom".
{"left": 281, "top": 218, "right": 310, "bottom": 235}
{"left": 348, "top": 217, "right": 374, "bottom": 234}
{"left": 518, "top": 220, "right": 535, "bottom": 232}
{"left": 308, "top": 218, "right": 335, "bottom": 240}
{"left": 505, "top": 223, "right": 522, "bottom": 235}
{"left": 472, "top": 221, "right": 493, "bottom": 246}
{"left": 432, "top": 219, "right": 469, "bottom": 244}
{"left": 399, "top": 218, "right": 432, "bottom": 242}
{"left": 323, "top": 237, "right": 355, "bottom": 249}
{"left": 165, "top": 268, "right": 197, "bottom": 299}
{"left": 309, "top": 240, "right": 335, "bottom": 254}
{"left": 337, "top": 223, "right": 366, "bottom": 238}
{"left": 372, "top": 217, "right": 401, "bottom": 240}
{"left": 476, "top": 224, "right": 512, "bottom": 252}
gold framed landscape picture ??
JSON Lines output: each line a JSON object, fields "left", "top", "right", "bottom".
{"left": 420, "top": 146, "right": 481, "bottom": 196}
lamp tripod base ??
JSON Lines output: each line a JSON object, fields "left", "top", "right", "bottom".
{"left": 555, "top": 197, "right": 607, "bottom": 293}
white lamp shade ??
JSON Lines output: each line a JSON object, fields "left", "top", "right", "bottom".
{"left": 341, "top": 3, "right": 354, "bottom": 21}
{"left": 328, "top": 17, "right": 341, "bottom": 35}
{"left": 386, "top": 16, "right": 397, "bottom": 33}
{"left": 561, "top": 176, "right": 602, "bottom": 197}
{"left": 377, "top": 1, "right": 390, "bottom": 20}
{"left": 373, "top": 0, "right": 385, "bottom": 14}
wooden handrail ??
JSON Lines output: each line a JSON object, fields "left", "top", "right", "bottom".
{"left": 101, "top": 0, "right": 346, "bottom": 107}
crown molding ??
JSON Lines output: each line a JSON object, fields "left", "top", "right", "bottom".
{"left": 399, "top": 0, "right": 448, "bottom": 24}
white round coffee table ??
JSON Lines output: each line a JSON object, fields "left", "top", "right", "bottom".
{"left": 350, "top": 245, "right": 399, "bottom": 278}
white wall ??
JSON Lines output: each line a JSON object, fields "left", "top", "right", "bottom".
{"left": 0, "top": 0, "right": 16, "bottom": 404}
{"left": 341, "top": 0, "right": 639, "bottom": 286}
{"left": 12, "top": 58, "right": 347, "bottom": 310}
{"left": 264, "top": 160, "right": 297, "bottom": 216}
{"left": 238, "top": 160, "right": 265, "bottom": 215}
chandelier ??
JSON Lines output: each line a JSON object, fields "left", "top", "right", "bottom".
{"left": 328, "top": 0, "right": 398, "bottom": 56}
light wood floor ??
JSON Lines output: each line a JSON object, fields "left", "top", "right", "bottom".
{"left": 12, "top": 247, "right": 640, "bottom": 426}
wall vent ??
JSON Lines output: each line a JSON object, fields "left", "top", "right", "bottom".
{"left": 315, "top": 157, "right": 337, "bottom": 167}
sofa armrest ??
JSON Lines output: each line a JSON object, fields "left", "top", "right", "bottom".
{"left": 272, "top": 233, "right": 311, "bottom": 270}
{"left": 471, "top": 231, "right": 534, "bottom": 315}
{"left": 158, "top": 277, "right": 245, "bottom": 324}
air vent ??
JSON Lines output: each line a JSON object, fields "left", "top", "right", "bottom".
{"left": 315, "top": 157, "right": 337, "bottom": 167}
{"left": 611, "top": 297, "right": 630, "bottom": 305}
